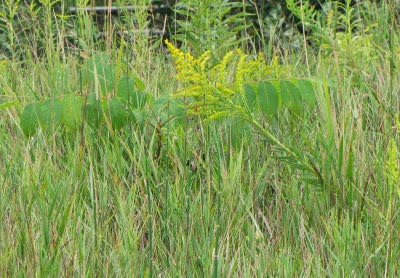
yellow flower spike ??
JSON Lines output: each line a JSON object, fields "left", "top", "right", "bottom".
{"left": 196, "top": 50, "right": 212, "bottom": 71}
{"left": 271, "top": 56, "right": 279, "bottom": 67}
{"left": 257, "top": 52, "right": 265, "bottom": 62}
{"left": 165, "top": 40, "right": 283, "bottom": 120}
{"left": 216, "top": 84, "right": 235, "bottom": 97}
{"left": 234, "top": 50, "right": 248, "bottom": 90}
{"left": 165, "top": 39, "right": 183, "bottom": 61}
{"left": 208, "top": 111, "right": 230, "bottom": 120}
{"left": 215, "top": 51, "right": 235, "bottom": 84}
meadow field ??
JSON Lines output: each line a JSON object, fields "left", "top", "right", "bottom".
{"left": 0, "top": 0, "right": 399, "bottom": 276}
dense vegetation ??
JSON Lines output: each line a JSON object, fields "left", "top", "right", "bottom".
{"left": 0, "top": 0, "right": 399, "bottom": 276}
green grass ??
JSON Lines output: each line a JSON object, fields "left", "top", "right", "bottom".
{"left": 0, "top": 0, "right": 399, "bottom": 276}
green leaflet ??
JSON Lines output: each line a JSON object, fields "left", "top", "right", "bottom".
{"left": 81, "top": 53, "right": 117, "bottom": 96}
{"left": 105, "top": 98, "right": 129, "bottom": 130}
{"left": 117, "top": 76, "right": 147, "bottom": 109}
{"left": 280, "top": 80, "right": 303, "bottom": 116}
{"left": 39, "top": 98, "right": 63, "bottom": 133}
{"left": 243, "top": 79, "right": 317, "bottom": 118}
{"left": 20, "top": 102, "right": 41, "bottom": 137}
{"left": 257, "top": 81, "right": 279, "bottom": 116}
{"left": 61, "top": 94, "right": 83, "bottom": 131}
{"left": 242, "top": 83, "right": 257, "bottom": 112}
{"left": 297, "top": 79, "right": 317, "bottom": 109}
{"left": 85, "top": 94, "right": 103, "bottom": 129}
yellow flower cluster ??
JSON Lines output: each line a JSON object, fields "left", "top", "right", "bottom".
{"left": 165, "top": 39, "right": 280, "bottom": 119}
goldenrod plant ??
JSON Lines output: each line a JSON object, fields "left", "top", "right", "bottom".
{"left": 165, "top": 39, "right": 276, "bottom": 118}
{"left": 166, "top": 39, "right": 323, "bottom": 185}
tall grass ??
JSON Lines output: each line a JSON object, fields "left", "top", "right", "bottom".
{"left": 0, "top": 0, "right": 399, "bottom": 276}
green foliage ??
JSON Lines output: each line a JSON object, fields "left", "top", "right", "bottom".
{"left": 85, "top": 93, "right": 103, "bottom": 128}
{"left": 0, "top": 0, "right": 65, "bottom": 61}
{"left": 386, "top": 138, "right": 399, "bottom": 194}
{"left": 257, "top": 81, "right": 279, "bottom": 116}
{"left": 20, "top": 52, "right": 148, "bottom": 137}
{"left": 81, "top": 53, "right": 117, "bottom": 96}
{"left": 172, "top": 0, "right": 251, "bottom": 57}
{"left": 166, "top": 40, "right": 321, "bottom": 185}
{"left": 254, "top": 0, "right": 302, "bottom": 49}
{"left": 39, "top": 98, "right": 63, "bottom": 132}
{"left": 105, "top": 98, "right": 129, "bottom": 130}
{"left": 244, "top": 79, "right": 316, "bottom": 118}
{"left": 385, "top": 114, "right": 400, "bottom": 198}
{"left": 20, "top": 102, "right": 41, "bottom": 136}
{"left": 286, "top": 0, "right": 378, "bottom": 65}
{"left": 61, "top": 94, "right": 83, "bottom": 130}
{"left": 286, "top": 0, "right": 317, "bottom": 23}
{"left": 116, "top": 76, "right": 147, "bottom": 109}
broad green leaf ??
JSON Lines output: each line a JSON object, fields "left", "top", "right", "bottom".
{"left": 279, "top": 81, "right": 290, "bottom": 108}
{"left": 61, "top": 94, "right": 83, "bottom": 130}
{"left": 116, "top": 76, "right": 147, "bottom": 109}
{"left": 297, "top": 79, "right": 317, "bottom": 108}
{"left": 39, "top": 98, "right": 63, "bottom": 132}
{"left": 133, "top": 77, "right": 146, "bottom": 91}
{"left": 242, "top": 83, "right": 257, "bottom": 111}
{"left": 257, "top": 81, "right": 279, "bottom": 116}
{"left": 153, "top": 94, "right": 170, "bottom": 112}
{"left": 132, "top": 110, "right": 145, "bottom": 125}
{"left": 152, "top": 95, "right": 182, "bottom": 124}
{"left": 169, "top": 98, "right": 186, "bottom": 125}
{"left": 280, "top": 80, "right": 303, "bottom": 116}
{"left": 81, "top": 53, "right": 116, "bottom": 96}
{"left": 85, "top": 94, "right": 103, "bottom": 128}
{"left": 21, "top": 102, "right": 40, "bottom": 137}
{"left": 268, "top": 80, "right": 281, "bottom": 103}
{"left": 106, "top": 98, "right": 128, "bottom": 130}
{"left": 116, "top": 76, "right": 134, "bottom": 102}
